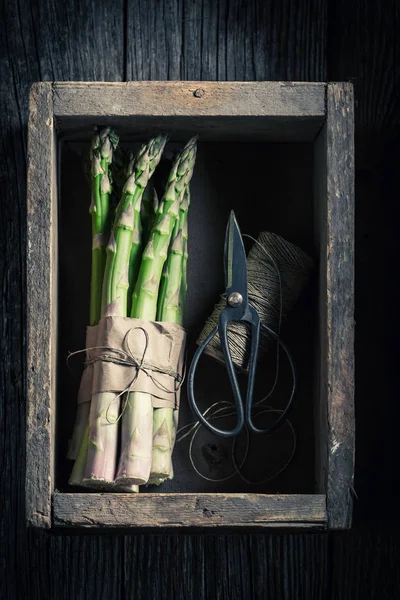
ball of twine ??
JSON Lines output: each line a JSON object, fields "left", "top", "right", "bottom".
{"left": 196, "top": 231, "right": 314, "bottom": 371}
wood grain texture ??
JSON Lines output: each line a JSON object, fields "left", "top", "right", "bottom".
{"left": 20, "top": 531, "right": 123, "bottom": 600}
{"left": 53, "top": 493, "right": 327, "bottom": 530}
{"left": 53, "top": 81, "right": 326, "bottom": 118}
{"left": 124, "top": 533, "right": 328, "bottom": 599}
{"left": 127, "top": 0, "right": 327, "bottom": 81}
{"left": 26, "top": 82, "right": 55, "bottom": 528}
{"left": 314, "top": 83, "right": 355, "bottom": 529}
{"left": 330, "top": 529, "right": 400, "bottom": 600}
{"left": 128, "top": 0, "right": 183, "bottom": 80}
{"left": 23, "top": 0, "right": 125, "bottom": 81}
{"left": 0, "top": 13, "right": 29, "bottom": 599}
{"left": 246, "top": 534, "right": 328, "bottom": 599}
{"left": 124, "top": 534, "right": 207, "bottom": 599}
{"left": 327, "top": 0, "right": 399, "bottom": 136}
{"left": 52, "top": 81, "right": 326, "bottom": 141}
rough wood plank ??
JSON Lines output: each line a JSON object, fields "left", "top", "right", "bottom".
{"left": 124, "top": 534, "right": 206, "bottom": 599}
{"left": 127, "top": 0, "right": 327, "bottom": 81}
{"left": 25, "top": 0, "right": 125, "bottom": 81}
{"left": 127, "top": 533, "right": 328, "bottom": 599}
{"left": 53, "top": 493, "right": 327, "bottom": 529}
{"left": 250, "top": 534, "right": 328, "bottom": 599}
{"left": 53, "top": 81, "right": 326, "bottom": 141}
{"left": 203, "top": 533, "right": 328, "bottom": 599}
{"left": 53, "top": 81, "right": 326, "bottom": 118}
{"left": 330, "top": 529, "right": 400, "bottom": 600}
{"left": 313, "top": 107, "right": 329, "bottom": 501}
{"left": 314, "top": 83, "right": 355, "bottom": 529}
{"left": 20, "top": 530, "right": 124, "bottom": 600}
{"left": 128, "top": 0, "right": 183, "bottom": 80}
{"left": 327, "top": 0, "right": 398, "bottom": 135}
{"left": 26, "top": 82, "right": 55, "bottom": 528}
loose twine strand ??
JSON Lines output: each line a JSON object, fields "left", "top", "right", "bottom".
{"left": 176, "top": 231, "right": 313, "bottom": 485}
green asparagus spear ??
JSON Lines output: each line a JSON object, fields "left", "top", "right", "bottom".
{"left": 115, "top": 138, "right": 197, "bottom": 486}
{"left": 90, "top": 128, "right": 118, "bottom": 325}
{"left": 114, "top": 205, "right": 179, "bottom": 486}
{"left": 131, "top": 138, "right": 196, "bottom": 320}
{"left": 67, "top": 128, "right": 118, "bottom": 466}
{"left": 151, "top": 190, "right": 191, "bottom": 479}
{"left": 179, "top": 190, "right": 190, "bottom": 312}
{"left": 79, "top": 134, "right": 167, "bottom": 489}
{"left": 140, "top": 183, "right": 159, "bottom": 246}
{"left": 157, "top": 187, "right": 190, "bottom": 322}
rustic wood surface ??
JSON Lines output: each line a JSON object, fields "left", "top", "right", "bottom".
{"left": 53, "top": 493, "right": 327, "bottom": 529}
{"left": 313, "top": 83, "right": 355, "bottom": 529}
{"left": 53, "top": 80, "right": 326, "bottom": 140}
{"left": 324, "top": 83, "right": 355, "bottom": 529}
{"left": 1, "top": 0, "right": 399, "bottom": 599}
{"left": 26, "top": 83, "right": 57, "bottom": 529}
{"left": 53, "top": 81, "right": 326, "bottom": 118}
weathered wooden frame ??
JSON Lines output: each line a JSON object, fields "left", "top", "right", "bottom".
{"left": 26, "top": 81, "right": 354, "bottom": 530}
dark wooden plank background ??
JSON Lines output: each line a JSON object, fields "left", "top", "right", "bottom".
{"left": 0, "top": 0, "right": 399, "bottom": 598}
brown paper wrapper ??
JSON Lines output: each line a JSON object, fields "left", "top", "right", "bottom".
{"left": 78, "top": 316, "right": 186, "bottom": 410}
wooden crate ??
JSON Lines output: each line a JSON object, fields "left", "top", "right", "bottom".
{"left": 26, "top": 81, "right": 354, "bottom": 531}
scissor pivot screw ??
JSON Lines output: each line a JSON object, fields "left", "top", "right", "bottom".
{"left": 228, "top": 292, "right": 243, "bottom": 307}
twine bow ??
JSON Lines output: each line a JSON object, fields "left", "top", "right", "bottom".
{"left": 68, "top": 326, "right": 185, "bottom": 424}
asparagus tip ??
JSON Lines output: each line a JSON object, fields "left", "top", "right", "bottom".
{"left": 91, "top": 153, "right": 104, "bottom": 177}
{"left": 100, "top": 172, "right": 111, "bottom": 195}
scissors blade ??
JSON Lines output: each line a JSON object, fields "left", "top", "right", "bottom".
{"left": 224, "top": 210, "right": 248, "bottom": 304}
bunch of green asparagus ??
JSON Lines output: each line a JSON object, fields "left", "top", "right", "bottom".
{"left": 68, "top": 128, "right": 197, "bottom": 490}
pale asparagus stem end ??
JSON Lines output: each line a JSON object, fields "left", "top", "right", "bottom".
{"left": 150, "top": 410, "right": 174, "bottom": 478}
{"left": 114, "top": 483, "right": 139, "bottom": 493}
{"left": 115, "top": 392, "right": 153, "bottom": 486}
{"left": 147, "top": 477, "right": 168, "bottom": 486}
{"left": 82, "top": 392, "right": 120, "bottom": 487}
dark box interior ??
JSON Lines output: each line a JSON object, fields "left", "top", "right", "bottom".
{"left": 56, "top": 135, "right": 317, "bottom": 495}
